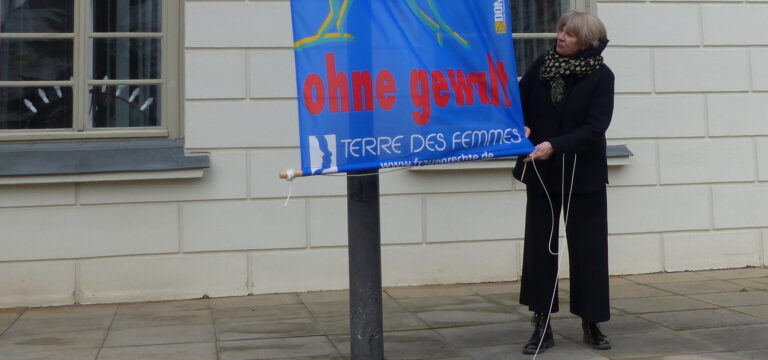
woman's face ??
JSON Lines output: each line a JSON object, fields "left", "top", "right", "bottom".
{"left": 556, "top": 25, "right": 586, "bottom": 57}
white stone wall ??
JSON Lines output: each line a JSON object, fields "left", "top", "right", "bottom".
{"left": 600, "top": 0, "right": 768, "bottom": 274}
{"left": 0, "top": 0, "right": 766, "bottom": 308}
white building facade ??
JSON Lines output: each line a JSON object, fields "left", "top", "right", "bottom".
{"left": 0, "top": 0, "right": 766, "bottom": 308}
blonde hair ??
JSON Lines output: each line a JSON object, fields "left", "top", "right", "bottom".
{"left": 556, "top": 11, "right": 607, "bottom": 47}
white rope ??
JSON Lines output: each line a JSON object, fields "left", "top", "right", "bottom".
{"left": 530, "top": 153, "right": 578, "bottom": 359}
{"left": 283, "top": 169, "right": 297, "bottom": 208}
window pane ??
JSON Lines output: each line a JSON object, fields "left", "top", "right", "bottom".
{"left": 91, "top": 38, "right": 160, "bottom": 80}
{"left": 92, "top": 0, "right": 161, "bottom": 33}
{"left": 512, "top": 0, "right": 568, "bottom": 33}
{"left": 0, "top": 39, "right": 73, "bottom": 81}
{"left": 0, "top": 0, "right": 74, "bottom": 33}
{"left": 0, "top": 87, "right": 73, "bottom": 129}
{"left": 514, "top": 38, "right": 553, "bottom": 75}
{"left": 89, "top": 84, "right": 159, "bottom": 128}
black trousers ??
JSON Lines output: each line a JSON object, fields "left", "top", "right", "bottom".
{"left": 519, "top": 186, "right": 610, "bottom": 323}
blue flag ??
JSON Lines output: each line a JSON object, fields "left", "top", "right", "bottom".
{"left": 290, "top": 0, "right": 533, "bottom": 175}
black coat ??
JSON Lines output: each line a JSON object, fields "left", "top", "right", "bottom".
{"left": 512, "top": 44, "right": 615, "bottom": 194}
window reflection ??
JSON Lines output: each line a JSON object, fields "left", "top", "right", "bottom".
{"left": 89, "top": 84, "right": 159, "bottom": 128}
{"left": 0, "top": 87, "right": 73, "bottom": 129}
{"left": 92, "top": 0, "right": 161, "bottom": 33}
{"left": 0, "top": 0, "right": 74, "bottom": 33}
{"left": 0, "top": 39, "right": 73, "bottom": 81}
{"left": 514, "top": 38, "right": 554, "bottom": 74}
{"left": 512, "top": 0, "right": 568, "bottom": 33}
{"left": 91, "top": 38, "right": 160, "bottom": 80}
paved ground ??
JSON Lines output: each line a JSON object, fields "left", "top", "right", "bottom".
{"left": 2, "top": 267, "right": 768, "bottom": 359}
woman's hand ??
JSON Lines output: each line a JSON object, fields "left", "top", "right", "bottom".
{"left": 525, "top": 126, "right": 531, "bottom": 138}
{"left": 524, "top": 141, "right": 554, "bottom": 162}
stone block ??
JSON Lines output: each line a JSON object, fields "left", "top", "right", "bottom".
{"left": 708, "top": 94, "right": 768, "bottom": 136}
{"left": 79, "top": 254, "right": 248, "bottom": 304}
{"left": 425, "top": 192, "right": 524, "bottom": 243}
{"left": 0, "top": 261, "right": 74, "bottom": 308}
{"left": 712, "top": 184, "right": 768, "bottom": 228}
{"left": 608, "top": 95, "right": 706, "bottom": 139}
{"left": 382, "top": 241, "right": 519, "bottom": 286}
{"left": 609, "top": 234, "right": 664, "bottom": 275}
{"left": 0, "top": 204, "right": 178, "bottom": 261}
{"left": 0, "top": 184, "right": 75, "bottom": 208}
{"left": 602, "top": 48, "right": 652, "bottom": 93}
{"left": 79, "top": 151, "right": 248, "bottom": 204}
{"left": 757, "top": 138, "right": 768, "bottom": 181}
{"left": 182, "top": 200, "right": 307, "bottom": 252}
{"left": 186, "top": 51, "right": 246, "bottom": 99}
{"left": 251, "top": 248, "right": 349, "bottom": 294}
{"left": 249, "top": 50, "right": 297, "bottom": 99}
{"left": 185, "top": 1, "right": 292, "bottom": 48}
{"left": 607, "top": 186, "right": 711, "bottom": 234}
{"left": 702, "top": 5, "right": 768, "bottom": 45}
{"left": 663, "top": 230, "right": 762, "bottom": 271}
{"left": 599, "top": 4, "right": 700, "bottom": 46}
{"left": 607, "top": 140, "right": 658, "bottom": 187}
{"left": 655, "top": 49, "right": 749, "bottom": 92}
{"left": 185, "top": 100, "right": 299, "bottom": 149}
{"left": 752, "top": 49, "right": 768, "bottom": 90}
{"left": 659, "top": 139, "right": 755, "bottom": 184}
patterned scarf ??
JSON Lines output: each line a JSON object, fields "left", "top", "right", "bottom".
{"left": 539, "top": 48, "right": 603, "bottom": 104}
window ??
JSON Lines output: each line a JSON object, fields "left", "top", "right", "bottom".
{"left": 512, "top": 0, "right": 592, "bottom": 74}
{"left": 0, "top": 0, "right": 181, "bottom": 141}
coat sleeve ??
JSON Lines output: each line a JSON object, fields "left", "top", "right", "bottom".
{"left": 548, "top": 69, "right": 615, "bottom": 154}
{"left": 517, "top": 55, "right": 544, "bottom": 124}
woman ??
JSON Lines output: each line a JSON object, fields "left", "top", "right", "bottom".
{"left": 512, "top": 11, "right": 614, "bottom": 355}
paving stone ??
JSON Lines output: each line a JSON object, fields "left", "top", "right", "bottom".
{"left": 611, "top": 284, "right": 674, "bottom": 299}
{"left": 648, "top": 350, "right": 768, "bottom": 359}
{"left": 298, "top": 290, "right": 349, "bottom": 303}
{"left": 215, "top": 316, "right": 323, "bottom": 341}
{"left": 302, "top": 296, "right": 407, "bottom": 317}
{"left": 733, "top": 305, "right": 768, "bottom": 320}
{"left": 611, "top": 296, "right": 717, "bottom": 314}
{"left": 386, "top": 285, "right": 475, "bottom": 298}
{"left": 626, "top": 272, "right": 714, "bottom": 284}
{"left": 728, "top": 279, "right": 768, "bottom": 291}
{"left": 610, "top": 277, "right": 638, "bottom": 286}
{"left": 211, "top": 303, "right": 312, "bottom": 321}
{"left": 111, "top": 309, "right": 212, "bottom": 329}
{"left": 0, "top": 309, "right": 22, "bottom": 334}
{"left": 479, "top": 292, "right": 521, "bottom": 307}
{"left": 435, "top": 322, "right": 532, "bottom": 348}
{"left": 329, "top": 330, "right": 461, "bottom": 359}
{"left": 684, "top": 324, "right": 768, "bottom": 352}
{"left": 640, "top": 309, "right": 766, "bottom": 330}
{"left": 652, "top": 280, "right": 748, "bottom": 295}
{"left": 415, "top": 307, "right": 520, "bottom": 328}
{"left": 554, "top": 315, "right": 667, "bottom": 341}
{"left": 395, "top": 295, "right": 498, "bottom": 313}
{"left": 210, "top": 294, "right": 301, "bottom": 308}
{"left": 462, "top": 335, "right": 610, "bottom": 360}
{"left": 97, "top": 342, "right": 217, "bottom": 360}
{"left": 594, "top": 330, "right": 725, "bottom": 358}
{"left": 0, "top": 329, "right": 107, "bottom": 353}
{"left": 103, "top": 324, "right": 215, "bottom": 347}
{"left": 17, "top": 305, "right": 116, "bottom": 322}
{"left": 466, "top": 282, "right": 520, "bottom": 295}
{"left": 3, "top": 316, "right": 113, "bottom": 337}
{"left": 116, "top": 299, "right": 208, "bottom": 315}
{"left": 0, "top": 348, "right": 99, "bottom": 360}
{"left": 699, "top": 268, "right": 768, "bottom": 280}
{"left": 218, "top": 336, "right": 341, "bottom": 360}
{"left": 691, "top": 291, "right": 768, "bottom": 307}
{"left": 315, "top": 311, "right": 430, "bottom": 335}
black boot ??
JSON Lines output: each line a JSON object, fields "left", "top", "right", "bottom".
{"left": 582, "top": 321, "right": 611, "bottom": 350}
{"left": 522, "top": 312, "right": 554, "bottom": 354}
